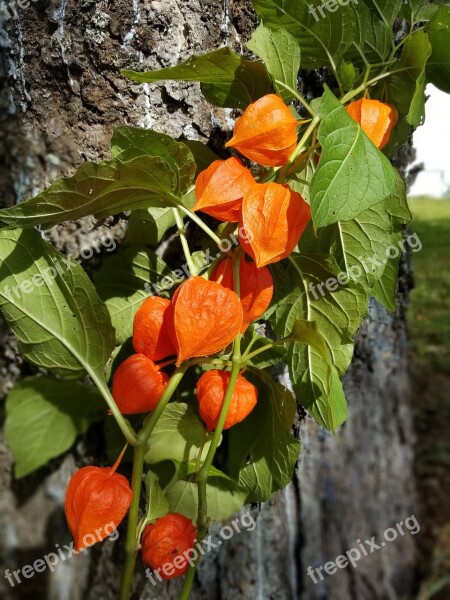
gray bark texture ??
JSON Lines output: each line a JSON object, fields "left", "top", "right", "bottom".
{"left": 0, "top": 1, "right": 417, "bottom": 599}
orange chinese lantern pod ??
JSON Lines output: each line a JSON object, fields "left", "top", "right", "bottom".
{"left": 346, "top": 98, "right": 398, "bottom": 149}
{"left": 112, "top": 354, "right": 169, "bottom": 414}
{"left": 239, "top": 182, "right": 311, "bottom": 267}
{"left": 64, "top": 454, "right": 132, "bottom": 552}
{"left": 141, "top": 513, "right": 197, "bottom": 579}
{"left": 133, "top": 296, "right": 177, "bottom": 361}
{"left": 193, "top": 157, "right": 255, "bottom": 222}
{"left": 211, "top": 256, "right": 273, "bottom": 332}
{"left": 225, "top": 94, "right": 299, "bottom": 167}
{"left": 196, "top": 370, "right": 258, "bottom": 431}
{"left": 169, "top": 277, "right": 243, "bottom": 365}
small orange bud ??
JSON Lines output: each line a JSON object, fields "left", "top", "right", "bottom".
{"left": 193, "top": 158, "right": 255, "bottom": 222}
{"left": 346, "top": 98, "right": 398, "bottom": 149}
{"left": 64, "top": 460, "right": 132, "bottom": 552}
{"left": 225, "top": 94, "right": 299, "bottom": 166}
{"left": 133, "top": 296, "right": 177, "bottom": 361}
{"left": 169, "top": 277, "right": 243, "bottom": 365}
{"left": 112, "top": 354, "right": 169, "bottom": 414}
{"left": 141, "top": 513, "right": 197, "bottom": 579}
{"left": 196, "top": 370, "right": 258, "bottom": 431}
{"left": 211, "top": 256, "right": 273, "bottom": 332}
{"left": 239, "top": 182, "right": 310, "bottom": 267}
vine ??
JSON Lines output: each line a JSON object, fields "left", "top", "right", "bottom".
{"left": 1, "top": 2, "right": 449, "bottom": 599}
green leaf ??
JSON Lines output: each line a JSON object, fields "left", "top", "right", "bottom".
{"left": 95, "top": 247, "right": 173, "bottom": 344}
{"left": 227, "top": 371, "right": 300, "bottom": 502}
{"left": 246, "top": 24, "right": 301, "bottom": 102}
{"left": 389, "top": 30, "right": 432, "bottom": 126}
{"left": 110, "top": 127, "right": 195, "bottom": 195}
{"left": 182, "top": 140, "right": 220, "bottom": 174}
{"left": 361, "top": 0, "right": 402, "bottom": 27}
{"left": 371, "top": 254, "right": 400, "bottom": 312}
{"left": 310, "top": 87, "right": 397, "bottom": 228}
{"left": 123, "top": 47, "right": 273, "bottom": 110}
{"left": 338, "top": 60, "right": 356, "bottom": 92}
{"left": 144, "top": 472, "right": 169, "bottom": 523}
{"left": 144, "top": 403, "right": 212, "bottom": 466}
{"left": 331, "top": 202, "right": 398, "bottom": 293}
{"left": 251, "top": 0, "right": 359, "bottom": 70}
{"left": 5, "top": 376, "right": 104, "bottom": 477}
{"left": 384, "top": 172, "right": 412, "bottom": 224}
{"left": 0, "top": 228, "right": 115, "bottom": 378}
{"left": 427, "top": 5, "right": 450, "bottom": 93}
{"left": 165, "top": 474, "right": 247, "bottom": 522}
{"left": 124, "top": 208, "right": 177, "bottom": 247}
{"left": 268, "top": 255, "right": 367, "bottom": 431}
{"left": 0, "top": 156, "right": 179, "bottom": 230}
{"left": 241, "top": 326, "right": 287, "bottom": 369}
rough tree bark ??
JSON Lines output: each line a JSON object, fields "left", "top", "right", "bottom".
{"left": 0, "top": 2, "right": 417, "bottom": 599}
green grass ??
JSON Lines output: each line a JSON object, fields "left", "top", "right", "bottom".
{"left": 408, "top": 198, "right": 450, "bottom": 374}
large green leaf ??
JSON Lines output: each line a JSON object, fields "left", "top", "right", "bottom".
{"left": 144, "top": 472, "right": 170, "bottom": 523}
{"left": 330, "top": 202, "right": 397, "bottom": 293}
{"left": 310, "top": 87, "right": 397, "bottom": 228}
{"left": 227, "top": 372, "right": 300, "bottom": 502}
{"left": 361, "top": 0, "right": 402, "bottom": 27}
{"left": 182, "top": 141, "right": 220, "bottom": 174}
{"left": 388, "top": 30, "right": 432, "bottom": 126}
{"left": 124, "top": 208, "right": 177, "bottom": 247}
{"left": 246, "top": 24, "right": 301, "bottom": 102}
{"left": 123, "top": 47, "right": 273, "bottom": 110}
{"left": 427, "top": 5, "right": 450, "bottom": 93}
{"left": 5, "top": 376, "right": 104, "bottom": 477}
{"left": 0, "top": 156, "right": 179, "bottom": 230}
{"left": 0, "top": 228, "right": 115, "bottom": 378}
{"left": 110, "top": 127, "right": 195, "bottom": 195}
{"left": 251, "top": 0, "right": 360, "bottom": 70}
{"left": 144, "top": 403, "right": 212, "bottom": 466}
{"left": 268, "top": 255, "right": 367, "bottom": 431}
{"left": 165, "top": 474, "right": 247, "bottom": 522}
{"left": 95, "top": 247, "right": 173, "bottom": 344}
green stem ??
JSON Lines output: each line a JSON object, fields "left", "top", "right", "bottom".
{"left": 138, "top": 367, "right": 187, "bottom": 445}
{"left": 89, "top": 371, "right": 137, "bottom": 446}
{"left": 273, "top": 80, "right": 316, "bottom": 118}
{"left": 173, "top": 208, "right": 198, "bottom": 277}
{"left": 179, "top": 252, "right": 242, "bottom": 600}
{"left": 340, "top": 68, "right": 410, "bottom": 104}
{"left": 118, "top": 368, "right": 188, "bottom": 600}
{"left": 119, "top": 444, "right": 145, "bottom": 600}
{"left": 177, "top": 205, "right": 224, "bottom": 248}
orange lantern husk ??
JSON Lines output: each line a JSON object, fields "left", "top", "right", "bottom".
{"left": 196, "top": 369, "right": 258, "bottom": 431}
{"left": 64, "top": 453, "right": 132, "bottom": 552}
{"left": 239, "top": 182, "right": 311, "bottom": 267}
{"left": 141, "top": 513, "right": 197, "bottom": 579}
{"left": 346, "top": 98, "right": 398, "bottom": 149}
{"left": 112, "top": 353, "right": 169, "bottom": 414}
{"left": 211, "top": 256, "right": 273, "bottom": 332}
{"left": 133, "top": 296, "right": 177, "bottom": 361}
{"left": 225, "top": 94, "right": 299, "bottom": 167}
{"left": 168, "top": 277, "right": 243, "bottom": 365}
{"left": 193, "top": 157, "right": 255, "bottom": 222}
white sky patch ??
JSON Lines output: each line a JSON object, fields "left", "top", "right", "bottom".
{"left": 410, "top": 85, "right": 450, "bottom": 197}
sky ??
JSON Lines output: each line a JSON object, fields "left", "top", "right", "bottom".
{"left": 410, "top": 85, "right": 450, "bottom": 197}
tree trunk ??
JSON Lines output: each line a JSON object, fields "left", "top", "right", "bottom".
{"left": 0, "top": 2, "right": 417, "bottom": 599}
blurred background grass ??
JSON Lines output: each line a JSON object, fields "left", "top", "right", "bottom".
{"left": 408, "top": 198, "right": 450, "bottom": 600}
